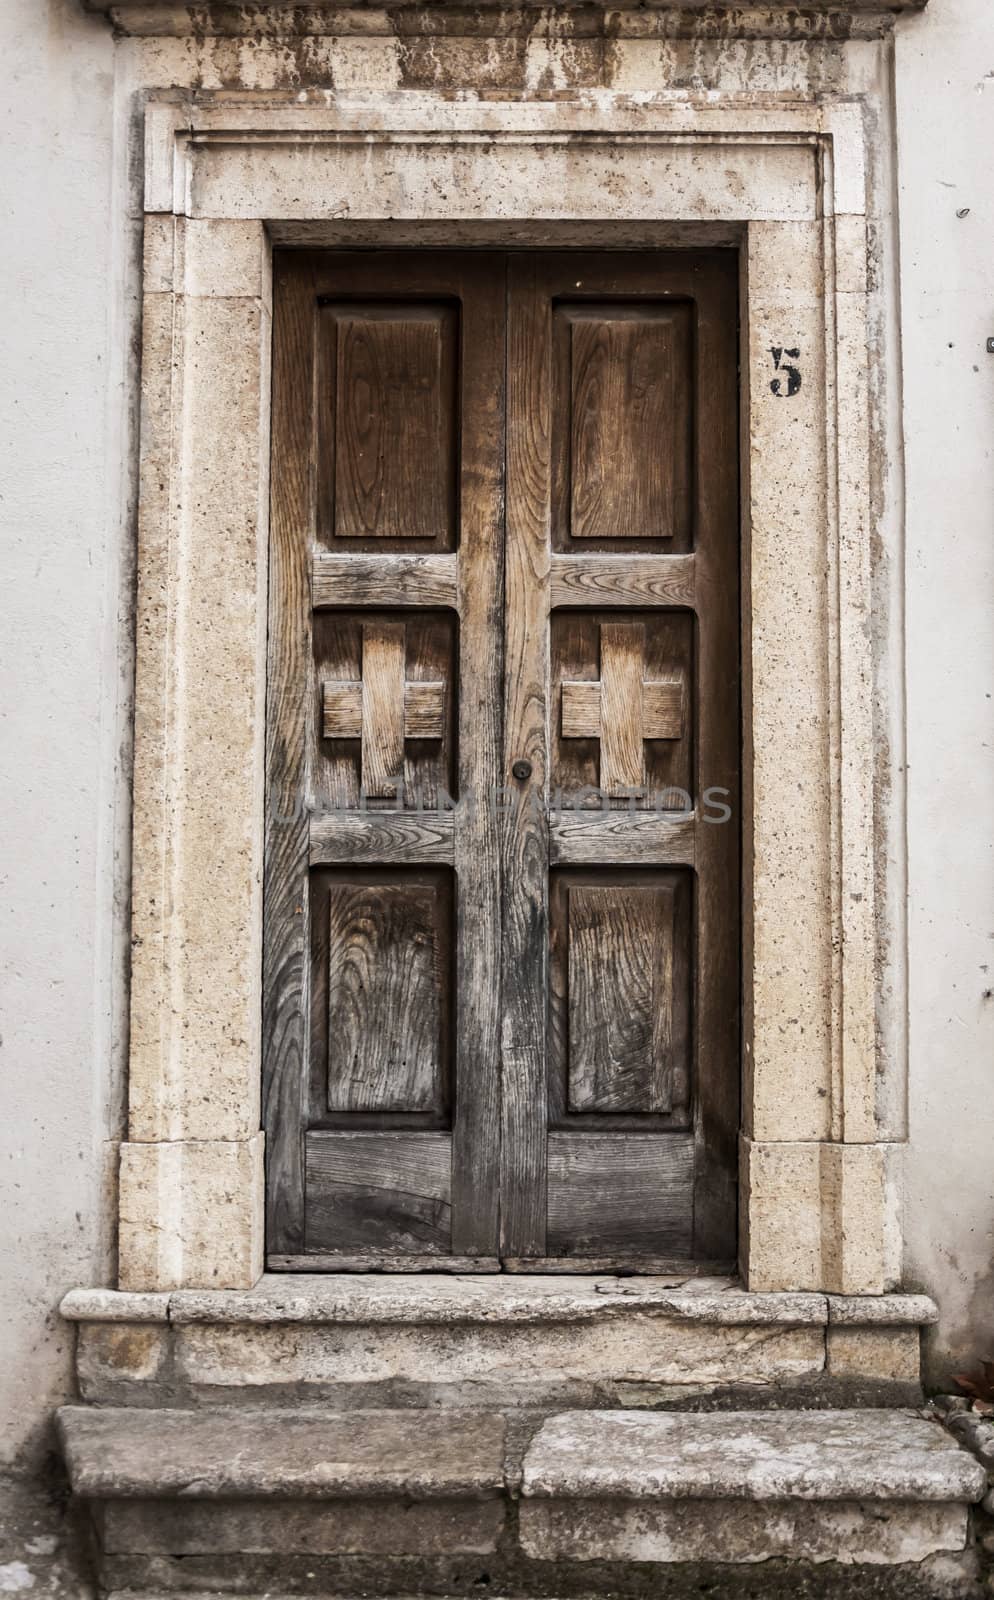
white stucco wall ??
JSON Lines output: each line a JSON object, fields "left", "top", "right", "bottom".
{"left": 896, "top": 0, "right": 994, "bottom": 1379}
{"left": 0, "top": 0, "right": 122, "bottom": 1469}
{"left": 0, "top": 0, "right": 991, "bottom": 1475}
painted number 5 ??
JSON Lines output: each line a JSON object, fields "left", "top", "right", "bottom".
{"left": 769, "top": 346, "right": 802, "bottom": 397}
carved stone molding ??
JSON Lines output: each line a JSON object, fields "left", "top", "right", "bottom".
{"left": 82, "top": 1, "right": 928, "bottom": 42}
{"left": 116, "top": 80, "right": 898, "bottom": 1294}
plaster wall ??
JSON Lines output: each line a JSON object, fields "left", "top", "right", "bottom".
{"left": 895, "top": 0, "right": 994, "bottom": 1380}
{"left": 0, "top": 0, "right": 124, "bottom": 1472}
{"left": 0, "top": 0, "right": 992, "bottom": 1478}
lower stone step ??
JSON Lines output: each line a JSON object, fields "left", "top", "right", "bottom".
{"left": 521, "top": 1408, "right": 986, "bottom": 1565}
{"left": 57, "top": 1404, "right": 987, "bottom": 1597}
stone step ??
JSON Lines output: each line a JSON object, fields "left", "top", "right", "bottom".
{"left": 57, "top": 1404, "right": 505, "bottom": 1499}
{"left": 520, "top": 1408, "right": 987, "bottom": 1566}
{"left": 58, "top": 1403, "right": 987, "bottom": 1597}
{"left": 60, "top": 1274, "right": 937, "bottom": 1409}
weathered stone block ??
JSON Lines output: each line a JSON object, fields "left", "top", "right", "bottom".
{"left": 827, "top": 1326, "right": 921, "bottom": 1382}
{"left": 117, "top": 1136, "right": 264, "bottom": 1291}
{"left": 166, "top": 1274, "right": 827, "bottom": 1326}
{"left": 518, "top": 1497, "right": 972, "bottom": 1565}
{"left": 57, "top": 1405, "right": 505, "bottom": 1499}
{"left": 172, "top": 1316, "right": 825, "bottom": 1400}
{"left": 520, "top": 1409, "right": 985, "bottom": 1504}
{"left": 828, "top": 1293, "right": 938, "bottom": 1325}
{"left": 743, "top": 1138, "right": 891, "bottom": 1293}
{"left": 103, "top": 1496, "right": 504, "bottom": 1557}
{"left": 76, "top": 1325, "right": 169, "bottom": 1396}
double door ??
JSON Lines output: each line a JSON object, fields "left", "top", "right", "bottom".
{"left": 264, "top": 249, "right": 739, "bottom": 1268}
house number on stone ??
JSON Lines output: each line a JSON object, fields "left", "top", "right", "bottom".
{"left": 769, "top": 346, "right": 802, "bottom": 397}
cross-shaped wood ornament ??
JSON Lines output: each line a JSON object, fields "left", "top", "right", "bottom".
{"left": 561, "top": 620, "right": 686, "bottom": 794}
{"left": 322, "top": 621, "right": 445, "bottom": 800}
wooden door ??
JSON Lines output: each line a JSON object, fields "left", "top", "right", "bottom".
{"left": 265, "top": 249, "right": 739, "bottom": 1270}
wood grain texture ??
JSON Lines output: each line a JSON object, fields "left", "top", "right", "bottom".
{"left": 570, "top": 316, "right": 675, "bottom": 541}
{"left": 404, "top": 680, "right": 446, "bottom": 739}
{"left": 264, "top": 256, "right": 316, "bottom": 1255}
{"left": 269, "top": 1254, "right": 500, "bottom": 1273}
{"left": 314, "top": 610, "right": 457, "bottom": 811}
{"left": 560, "top": 629, "right": 685, "bottom": 782}
{"left": 320, "top": 304, "right": 457, "bottom": 550}
{"left": 325, "top": 883, "right": 443, "bottom": 1113}
{"left": 550, "top": 554, "right": 695, "bottom": 609}
{"left": 305, "top": 1131, "right": 452, "bottom": 1254}
{"left": 551, "top": 609, "right": 694, "bottom": 810}
{"left": 311, "top": 866, "right": 453, "bottom": 1129}
{"left": 684, "top": 250, "right": 741, "bottom": 1260}
{"left": 501, "top": 1257, "right": 733, "bottom": 1276}
{"left": 268, "top": 248, "right": 739, "bottom": 1269}
{"left": 643, "top": 679, "right": 685, "bottom": 738}
{"left": 449, "top": 254, "right": 505, "bottom": 1256}
{"left": 549, "top": 811, "right": 696, "bottom": 868}
{"left": 546, "top": 1132, "right": 694, "bottom": 1258}
{"left": 567, "top": 883, "right": 675, "bottom": 1114}
{"left": 552, "top": 298, "right": 693, "bottom": 553}
{"left": 309, "top": 812, "right": 455, "bottom": 866}
{"left": 360, "top": 622, "right": 406, "bottom": 799}
{"left": 312, "top": 554, "right": 459, "bottom": 610}
{"left": 560, "top": 679, "right": 602, "bottom": 740}
{"left": 322, "top": 681, "right": 362, "bottom": 738}
{"left": 500, "top": 254, "right": 551, "bottom": 1256}
{"left": 600, "top": 620, "right": 649, "bottom": 791}
{"left": 549, "top": 867, "right": 692, "bottom": 1134}
{"left": 268, "top": 253, "right": 499, "bottom": 1264}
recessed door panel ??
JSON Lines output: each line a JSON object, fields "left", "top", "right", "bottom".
{"left": 318, "top": 302, "right": 458, "bottom": 551}
{"left": 552, "top": 301, "right": 693, "bottom": 552}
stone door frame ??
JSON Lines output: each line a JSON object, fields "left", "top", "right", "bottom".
{"left": 121, "top": 87, "right": 892, "bottom": 1295}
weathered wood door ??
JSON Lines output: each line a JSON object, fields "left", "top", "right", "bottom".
{"left": 265, "top": 250, "right": 739, "bottom": 1270}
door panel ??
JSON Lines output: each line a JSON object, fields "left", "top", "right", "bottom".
{"left": 552, "top": 300, "right": 693, "bottom": 551}
{"left": 318, "top": 301, "right": 459, "bottom": 550}
{"left": 549, "top": 868, "right": 692, "bottom": 1123}
{"left": 502, "top": 253, "right": 739, "bottom": 1264}
{"left": 305, "top": 1130, "right": 452, "bottom": 1255}
{"left": 265, "top": 248, "right": 739, "bottom": 1269}
{"left": 546, "top": 1132, "right": 695, "bottom": 1258}
{"left": 550, "top": 609, "right": 694, "bottom": 806}
{"left": 313, "top": 868, "right": 453, "bottom": 1118}
{"left": 314, "top": 610, "right": 458, "bottom": 809}
{"left": 266, "top": 253, "right": 504, "bottom": 1262}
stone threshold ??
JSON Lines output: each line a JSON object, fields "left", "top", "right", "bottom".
{"left": 60, "top": 1273, "right": 939, "bottom": 1328}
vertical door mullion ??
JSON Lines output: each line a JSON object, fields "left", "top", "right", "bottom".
{"left": 450, "top": 255, "right": 506, "bottom": 1256}
{"left": 499, "top": 255, "right": 551, "bottom": 1257}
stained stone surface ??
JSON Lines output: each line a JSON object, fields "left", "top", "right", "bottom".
{"left": 828, "top": 1293, "right": 939, "bottom": 1325}
{"left": 164, "top": 1275, "right": 827, "bottom": 1326}
{"left": 521, "top": 1409, "right": 987, "bottom": 1502}
{"left": 103, "top": 1496, "right": 506, "bottom": 1557}
{"left": 827, "top": 1326, "right": 921, "bottom": 1381}
{"left": 56, "top": 1406, "right": 505, "bottom": 1500}
{"left": 171, "top": 1317, "right": 824, "bottom": 1393}
{"left": 519, "top": 1496, "right": 972, "bottom": 1566}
